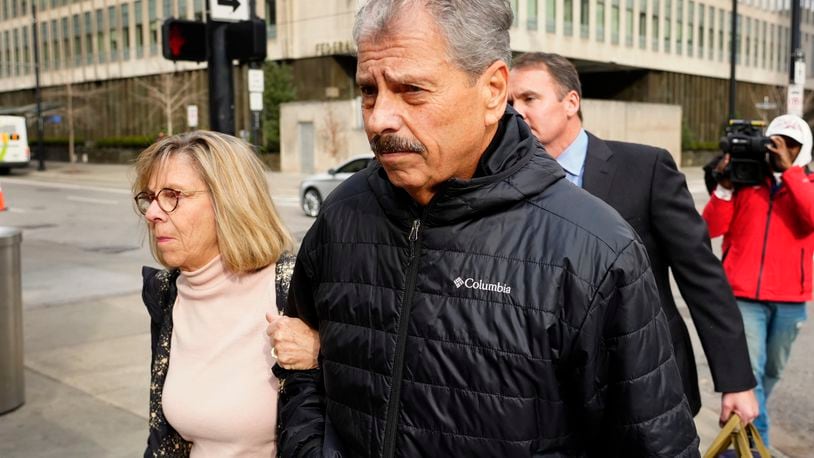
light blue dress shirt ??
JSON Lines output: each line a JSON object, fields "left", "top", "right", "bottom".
{"left": 555, "top": 129, "right": 588, "bottom": 188}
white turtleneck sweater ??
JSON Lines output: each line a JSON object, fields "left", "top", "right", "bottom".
{"left": 162, "top": 255, "right": 279, "bottom": 457}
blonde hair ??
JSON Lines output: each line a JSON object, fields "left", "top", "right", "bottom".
{"left": 133, "top": 130, "right": 294, "bottom": 273}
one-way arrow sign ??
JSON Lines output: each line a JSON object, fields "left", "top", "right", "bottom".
{"left": 218, "top": 0, "right": 240, "bottom": 12}
{"left": 209, "top": 0, "right": 248, "bottom": 21}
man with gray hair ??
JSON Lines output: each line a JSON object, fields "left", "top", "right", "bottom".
{"left": 276, "top": 1, "right": 699, "bottom": 456}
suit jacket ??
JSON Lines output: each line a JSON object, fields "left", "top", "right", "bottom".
{"left": 582, "top": 132, "right": 755, "bottom": 414}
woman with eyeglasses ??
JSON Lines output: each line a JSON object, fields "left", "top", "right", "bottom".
{"left": 133, "top": 130, "right": 319, "bottom": 457}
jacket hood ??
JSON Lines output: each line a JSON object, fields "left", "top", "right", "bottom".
{"left": 368, "top": 107, "right": 565, "bottom": 226}
{"left": 766, "top": 114, "right": 812, "bottom": 167}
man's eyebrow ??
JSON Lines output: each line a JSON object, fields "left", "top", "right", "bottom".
{"left": 513, "top": 89, "right": 540, "bottom": 98}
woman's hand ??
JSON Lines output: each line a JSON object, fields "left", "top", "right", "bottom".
{"left": 266, "top": 313, "right": 320, "bottom": 370}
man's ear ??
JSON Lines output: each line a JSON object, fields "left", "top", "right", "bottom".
{"left": 564, "top": 90, "right": 581, "bottom": 118}
{"left": 481, "top": 61, "right": 509, "bottom": 127}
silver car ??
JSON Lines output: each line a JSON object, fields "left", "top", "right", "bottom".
{"left": 300, "top": 154, "right": 375, "bottom": 217}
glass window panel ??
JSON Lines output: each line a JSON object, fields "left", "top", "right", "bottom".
{"left": 84, "top": 11, "right": 92, "bottom": 65}
{"left": 528, "top": 0, "right": 539, "bottom": 30}
{"left": 611, "top": 0, "right": 620, "bottom": 43}
{"left": 547, "top": 0, "right": 556, "bottom": 32}
{"left": 639, "top": 0, "right": 647, "bottom": 48}
{"left": 581, "top": 0, "right": 590, "bottom": 37}
{"left": 135, "top": 0, "right": 144, "bottom": 57}
{"left": 564, "top": 0, "right": 573, "bottom": 35}
{"left": 597, "top": 0, "right": 606, "bottom": 42}
{"left": 109, "top": 5, "right": 118, "bottom": 61}
{"left": 122, "top": 4, "right": 130, "bottom": 60}
{"left": 96, "top": 9, "right": 105, "bottom": 63}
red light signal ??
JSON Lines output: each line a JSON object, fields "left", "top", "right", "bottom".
{"left": 162, "top": 19, "right": 206, "bottom": 62}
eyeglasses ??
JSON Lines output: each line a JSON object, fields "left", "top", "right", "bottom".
{"left": 134, "top": 188, "right": 209, "bottom": 215}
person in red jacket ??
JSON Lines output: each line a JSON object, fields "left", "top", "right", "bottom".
{"left": 704, "top": 114, "right": 813, "bottom": 444}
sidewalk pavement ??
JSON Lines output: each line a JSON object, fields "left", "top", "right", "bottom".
{"left": 0, "top": 161, "right": 799, "bottom": 456}
{"left": 2, "top": 160, "right": 306, "bottom": 198}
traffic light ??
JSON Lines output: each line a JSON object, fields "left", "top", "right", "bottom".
{"left": 162, "top": 19, "right": 206, "bottom": 62}
{"left": 227, "top": 19, "right": 267, "bottom": 62}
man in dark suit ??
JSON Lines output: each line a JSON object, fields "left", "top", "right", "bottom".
{"left": 508, "top": 52, "right": 758, "bottom": 425}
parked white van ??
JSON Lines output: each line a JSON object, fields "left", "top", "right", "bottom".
{"left": 0, "top": 115, "right": 30, "bottom": 173}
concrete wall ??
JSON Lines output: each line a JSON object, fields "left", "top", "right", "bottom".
{"left": 280, "top": 98, "right": 369, "bottom": 173}
{"left": 582, "top": 99, "right": 683, "bottom": 165}
{"left": 282, "top": 98, "right": 682, "bottom": 173}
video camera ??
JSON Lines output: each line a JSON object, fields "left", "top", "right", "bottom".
{"left": 718, "top": 120, "right": 773, "bottom": 186}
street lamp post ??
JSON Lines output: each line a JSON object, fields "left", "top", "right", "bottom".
{"left": 728, "top": 0, "right": 737, "bottom": 120}
{"left": 32, "top": 3, "right": 46, "bottom": 171}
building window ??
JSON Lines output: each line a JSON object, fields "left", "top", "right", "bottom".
{"left": 163, "top": 0, "right": 171, "bottom": 18}
{"left": 698, "top": 3, "right": 704, "bottom": 56}
{"left": 266, "top": 0, "right": 276, "bottom": 37}
{"left": 41, "top": 23, "right": 48, "bottom": 70}
{"left": 707, "top": 6, "right": 713, "bottom": 59}
{"left": 193, "top": 0, "right": 203, "bottom": 21}
{"left": 597, "top": 0, "right": 606, "bottom": 42}
{"left": 61, "top": 17, "right": 68, "bottom": 67}
{"left": 663, "top": 0, "right": 670, "bottom": 52}
{"left": 2, "top": 0, "right": 8, "bottom": 21}
{"left": 50, "top": 19, "right": 58, "bottom": 68}
{"left": 768, "top": 23, "right": 774, "bottom": 71}
{"left": 735, "top": 14, "right": 741, "bottom": 66}
{"left": 149, "top": 0, "right": 158, "bottom": 54}
{"left": 84, "top": 12, "right": 93, "bottom": 65}
{"left": 22, "top": 26, "right": 29, "bottom": 75}
{"left": 72, "top": 14, "right": 80, "bottom": 67}
{"left": 581, "top": 0, "right": 589, "bottom": 37}
{"left": 625, "top": 0, "right": 633, "bottom": 46}
{"left": 528, "top": 0, "right": 539, "bottom": 30}
{"left": 511, "top": 0, "right": 519, "bottom": 27}
{"left": 564, "top": 0, "right": 573, "bottom": 35}
{"left": 135, "top": 0, "right": 144, "bottom": 57}
{"left": 122, "top": 4, "right": 130, "bottom": 60}
{"left": 718, "top": 8, "right": 724, "bottom": 62}
{"left": 11, "top": 0, "right": 16, "bottom": 17}
{"left": 745, "top": 17, "right": 751, "bottom": 66}
{"left": 611, "top": 0, "right": 620, "bottom": 44}
{"left": 652, "top": 0, "right": 659, "bottom": 50}
{"left": 109, "top": 5, "right": 118, "bottom": 61}
{"left": 96, "top": 9, "right": 105, "bottom": 63}
{"left": 3, "top": 31, "right": 10, "bottom": 77}
{"left": 675, "top": 0, "right": 682, "bottom": 54}
{"left": 687, "top": 1, "right": 694, "bottom": 56}
{"left": 639, "top": 0, "right": 647, "bottom": 48}
{"left": 546, "top": 0, "right": 556, "bottom": 32}
{"left": 13, "top": 28, "right": 19, "bottom": 76}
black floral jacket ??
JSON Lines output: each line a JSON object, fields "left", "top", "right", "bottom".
{"left": 141, "top": 254, "right": 296, "bottom": 458}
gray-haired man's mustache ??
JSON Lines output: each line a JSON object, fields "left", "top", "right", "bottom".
{"left": 369, "top": 135, "right": 427, "bottom": 154}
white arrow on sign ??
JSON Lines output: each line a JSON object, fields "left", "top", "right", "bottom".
{"left": 209, "top": 0, "right": 249, "bottom": 22}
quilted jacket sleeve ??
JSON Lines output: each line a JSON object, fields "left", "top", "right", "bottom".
{"left": 579, "top": 240, "right": 700, "bottom": 457}
{"left": 275, "top": 233, "right": 327, "bottom": 458}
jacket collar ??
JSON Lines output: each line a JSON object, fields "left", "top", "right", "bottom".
{"left": 141, "top": 266, "right": 181, "bottom": 323}
{"left": 367, "top": 107, "right": 565, "bottom": 227}
{"left": 582, "top": 131, "right": 616, "bottom": 200}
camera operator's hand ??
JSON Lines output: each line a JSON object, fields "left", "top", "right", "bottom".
{"left": 714, "top": 153, "right": 734, "bottom": 190}
{"left": 767, "top": 135, "right": 795, "bottom": 172}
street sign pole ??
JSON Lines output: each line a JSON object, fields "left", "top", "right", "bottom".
{"left": 208, "top": 21, "right": 235, "bottom": 134}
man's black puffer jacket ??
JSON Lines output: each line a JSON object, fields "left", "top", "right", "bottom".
{"left": 279, "top": 109, "right": 700, "bottom": 457}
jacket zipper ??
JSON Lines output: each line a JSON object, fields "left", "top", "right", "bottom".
{"left": 801, "top": 249, "right": 806, "bottom": 294}
{"left": 382, "top": 218, "right": 422, "bottom": 458}
{"left": 755, "top": 191, "right": 775, "bottom": 299}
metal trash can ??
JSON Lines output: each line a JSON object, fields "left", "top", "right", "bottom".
{"left": 0, "top": 227, "right": 23, "bottom": 414}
